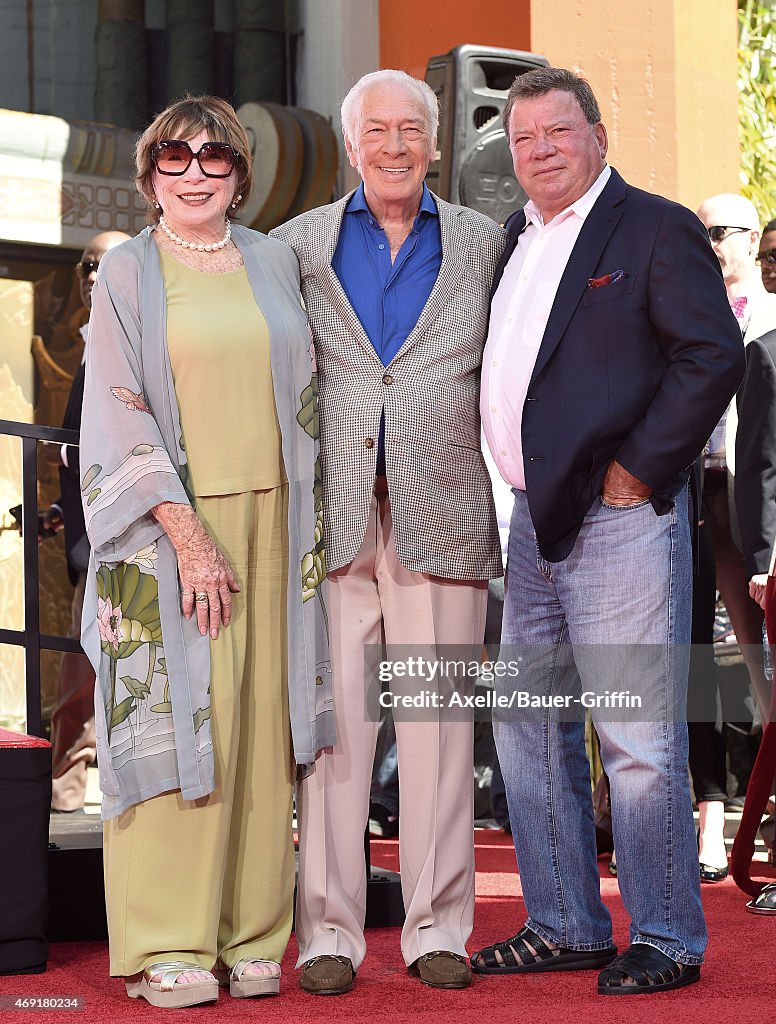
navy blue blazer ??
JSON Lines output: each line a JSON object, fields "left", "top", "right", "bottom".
{"left": 56, "top": 362, "right": 88, "bottom": 582}
{"left": 735, "top": 327, "right": 776, "bottom": 577}
{"left": 492, "top": 167, "right": 745, "bottom": 562}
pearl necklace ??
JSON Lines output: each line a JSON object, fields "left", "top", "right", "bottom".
{"left": 158, "top": 215, "right": 231, "bottom": 252}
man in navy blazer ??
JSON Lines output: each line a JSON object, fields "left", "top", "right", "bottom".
{"left": 473, "top": 68, "right": 744, "bottom": 995}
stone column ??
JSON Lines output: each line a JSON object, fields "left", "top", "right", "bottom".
{"left": 234, "top": 0, "right": 287, "bottom": 106}
{"left": 296, "top": 0, "right": 380, "bottom": 194}
{"left": 94, "top": 0, "right": 148, "bottom": 131}
{"left": 214, "top": 0, "right": 236, "bottom": 103}
{"left": 167, "top": 0, "right": 214, "bottom": 103}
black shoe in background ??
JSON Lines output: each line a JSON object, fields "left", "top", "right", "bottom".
{"left": 368, "top": 802, "right": 399, "bottom": 838}
{"left": 725, "top": 722, "right": 761, "bottom": 807}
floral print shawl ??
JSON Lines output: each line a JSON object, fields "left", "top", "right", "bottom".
{"left": 79, "top": 225, "right": 334, "bottom": 819}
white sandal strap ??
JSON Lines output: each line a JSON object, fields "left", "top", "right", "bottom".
{"left": 144, "top": 961, "right": 214, "bottom": 993}
{"left": 230, "top": 958, "right": 281, "bottom": 981}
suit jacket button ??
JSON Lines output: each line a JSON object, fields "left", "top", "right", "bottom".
{"left": 365, "top": 437, "right": 375, "bottom": 449}
{"left": 383, "top": 373, "right": 394, "bottom": 385}
{"left": 528, "top": 456, "right": 543, "bottom": 461}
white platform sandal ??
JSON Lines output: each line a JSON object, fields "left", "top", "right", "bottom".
{"left": 125, "top": 961, "right": 219, "bottom": 1008}
{"left": 214, "top": 958, "right": 281, "bottom": 998}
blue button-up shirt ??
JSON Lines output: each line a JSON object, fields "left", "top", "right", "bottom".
{"left": 332, "top": 182, "right": 442, "bottom": 474}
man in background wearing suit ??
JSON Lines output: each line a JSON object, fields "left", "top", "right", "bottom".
{"left": 695, "top": 194, "right": 776, "bottom": 723}
{"left": 44, "top": 230, "right": 129, "bottom": 811}
{"left": 737, "top": 333, "right": 776, "bottom": 621}
{"left": 473, "top": 68, "right": 743, "bottom": 995}
{"left": 272, "top": 69, "right": 505, "bottom": 995}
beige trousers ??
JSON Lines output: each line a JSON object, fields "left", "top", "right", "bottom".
{"left": 296, "top": 483, "right": 487, "bottom": 968}
{"left": 103, "top": 487, "right": 294, "bottom": 977}
{"left": 51, "top": 572, "right": 96, "bottom": 811}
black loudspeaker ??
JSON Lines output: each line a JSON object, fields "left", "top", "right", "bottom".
{"left": 425, "top": 45, "right": 548, "bottom": 224}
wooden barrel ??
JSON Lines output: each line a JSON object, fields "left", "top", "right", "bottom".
{"left": 285, "top": 107, "right": 339, "bottom": 219}
{"left": 235, "top": 102, "right": 303, "bottom": 233}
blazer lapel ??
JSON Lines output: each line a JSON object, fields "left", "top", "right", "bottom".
{"left": 529, "top": 169, "right": 628, "bottom": 386}
{"left": 388, "top": 195, "right": 469, "bottom": 365}
{"left": 491, "top": 211, "right": 527, "bottom": 299}
{"left": 309, "top": 190, "right": 467, "bottom": 368}
{"left": 310, "top": 194, "right": 384, "bottom": 363}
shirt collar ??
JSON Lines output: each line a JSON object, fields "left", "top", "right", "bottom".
{"left": 346, "top": 182, "right": 439, "bottom": 221}
{"left": 524, "top": 164, "right": 611, "bottom": 229}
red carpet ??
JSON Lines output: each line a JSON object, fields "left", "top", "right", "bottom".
{"left": 2, "top": 832, "right": 773, "bottom": 1023}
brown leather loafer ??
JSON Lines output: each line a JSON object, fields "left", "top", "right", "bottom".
{"left": 300, "top": 955, "right": 354, "bottom": 995}
{"left": 409, "top": 951, "right": 472, "bottom": 989}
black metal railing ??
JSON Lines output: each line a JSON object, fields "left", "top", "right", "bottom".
{"left": 0, "top": 418, "right": 82, "bottom": 737}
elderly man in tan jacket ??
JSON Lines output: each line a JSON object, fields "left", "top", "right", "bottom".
{"left": 272, "top": 69, "right": 505, "bottom": 994}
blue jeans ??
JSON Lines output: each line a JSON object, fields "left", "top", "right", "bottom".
{"left": 494, "top": 487, "right": 706, "bottom": 965}
{"left": 371, "top": 713, "right": 399, "bottom": 816}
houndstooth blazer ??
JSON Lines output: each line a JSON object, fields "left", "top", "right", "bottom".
{"left": 271, "top": 191, "right": 506, "bottom": 580}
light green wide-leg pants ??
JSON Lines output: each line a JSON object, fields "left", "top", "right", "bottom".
{"left": 104, "top": 486, "right": 294, "bottom": 977}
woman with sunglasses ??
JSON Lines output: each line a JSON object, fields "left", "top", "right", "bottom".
{"left": 78, "top": 95, "right": 332, "bottom": 1008}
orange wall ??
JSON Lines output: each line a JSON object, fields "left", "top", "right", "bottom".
{"left": 378, "top": 0, "right": 738, "bottom": 210}
{"left": 529, "top": 0, "right": 739, "bottom": 207}
{"left": 379, "top": 1, "right": 532, "bottom": 80}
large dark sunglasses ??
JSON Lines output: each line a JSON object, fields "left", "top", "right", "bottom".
{"left": 706, "top": 225, "right": 751, "bottom": 243}
{"left": 756, "top": 248, "right": 776, "bottom": 265}
{"left": 75, "top": 259, "right": 99, "bottom": 277}
{"left": 152, "top": 139, "right": 239, "bottom": 177}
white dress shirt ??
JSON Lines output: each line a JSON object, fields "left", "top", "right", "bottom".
{"left": 704, "top": 296, "right": 749, "bottom": 472}
{"left": 481, "top": 165, "right": 611, "bottom": 489}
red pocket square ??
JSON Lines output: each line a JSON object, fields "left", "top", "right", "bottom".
{"left": 587, "top": 270, "right": 628, "bottom": 289}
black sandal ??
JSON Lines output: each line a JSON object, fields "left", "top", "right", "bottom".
{"left": 598, "top": 943, "right": 700, "bottom": 995}
{"left": 746, "top": 881, "right": 776, "bottom": 915}
{"left": 471, "top": 926, "right": 617, "bottom": 975}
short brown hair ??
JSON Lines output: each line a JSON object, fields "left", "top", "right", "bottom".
{"left": 502, "top": 67, "right": 602, "bottom": 136}
{"left": 135, "top": 95, "right": 253, "bottom": 222}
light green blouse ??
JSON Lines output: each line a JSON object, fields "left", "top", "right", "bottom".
{"left": 160, "top": 249, "right": 286, "bottom": 496}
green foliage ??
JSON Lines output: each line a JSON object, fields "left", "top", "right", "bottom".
{"left": 297, "top": 375, "right": 319, "bottom": 439}
{"left": 739, "top": 0, "right": 776, "bottom": 221}
{"left": 120, "top": 675, "right": 152, "bottom": 700}
{"left": 96, "top": 561, "right": 162, "bottom": 660}
{"left": 110, "top": 696, "right": 136, "bottom": 729}
{"left": 193, "top": 706, "right": 211, "bottom": 734}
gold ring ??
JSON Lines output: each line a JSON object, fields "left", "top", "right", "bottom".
{"left": 195, "top": 592, "right": 208, "bottom": 603}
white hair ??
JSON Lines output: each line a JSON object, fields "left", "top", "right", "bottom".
{"left": 340, "top": 69, "right": 439, "bottom": 147}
